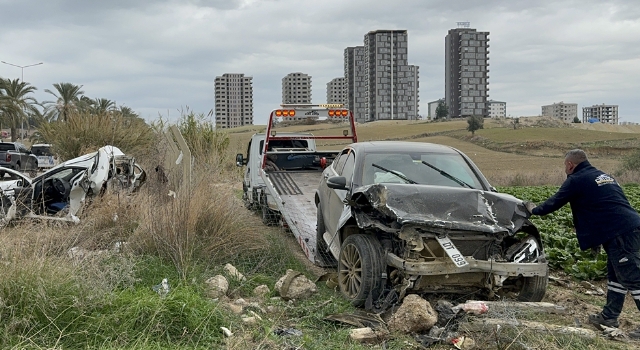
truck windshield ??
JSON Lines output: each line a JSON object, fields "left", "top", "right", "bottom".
{"left": 362, "top": 152, "right": 482, "bottom": 189}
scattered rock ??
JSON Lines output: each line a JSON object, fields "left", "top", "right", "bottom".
{"left": 387, "top": 294, "right": 438, "bottom": 333}
{"left": 253, "top": 284, "right": 270, "bottom": 299}
{"left": 220, "top": 326, "right": 233, "bottom": 337}
{"left": 580, "top": 281, "right": 605, "bottom": 296}
{"left": 241, "top": 316, "right": 258, "bottom": 325}
{"left": 274, "top": 269, "right": 317, "bottom": 300}
{"left": 349, "top": 327, "right": 389, "bottom": 344}
{"left": 226, "top": 303, "right": 243, "bottom": 314}
{"left": 205, "top": 275, "right": 229, "bottom": 298}
{"left": 224, "top": 263, "right": 246, "bottom": 281}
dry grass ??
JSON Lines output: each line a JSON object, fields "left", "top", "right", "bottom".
{"left": 129, "top": 164, "right": 266, "bottom": 280}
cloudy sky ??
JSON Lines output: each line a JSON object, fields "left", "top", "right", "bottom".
{"left": 1, "top": 0, "right": 639, "bottom": 125}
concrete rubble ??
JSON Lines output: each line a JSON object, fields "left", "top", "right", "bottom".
{"left": 205, "top": 275, "right": 229, "bottom": 298}
{"left": 387, "top": 294, "right": 438, "bottom": 333}
{"left": 274, "top": 269, "right": 317, "bottom": 300}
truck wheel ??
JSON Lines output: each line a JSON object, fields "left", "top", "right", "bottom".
{"left": 316, "top": 204, "right": 337, "bottom": 267}
{"left": 242, "top": 184, "right": 252, "bottom": 209}
{"left": 507, "top": 235, "right": 548, "bottom": 302}
{"left": 338, "top": 234, "right": 385, "bottom": 307}
{"left": 260, "top": 195, "right": 279, "bottom": 226}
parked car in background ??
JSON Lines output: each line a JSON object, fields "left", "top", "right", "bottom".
{"left": 316, "top": 141, "right": 548, "bottom": 307}
{"left": 0, "top": 142, "right": 38, "bottom": 176}
{"left": 30, "top": 143, "right": 58, "bottom": 170}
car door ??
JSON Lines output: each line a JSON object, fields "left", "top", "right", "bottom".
{"left": 318, "top": 150, "right": 346, "bottom": 234}
{"left": 326, "top": 148, "right": 355, "bottom": 236}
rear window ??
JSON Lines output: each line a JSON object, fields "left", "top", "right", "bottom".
{"left": 0, "top": 144, "right": 15, "bottom": 152}
{"left": 31, "top": 146, "right": 53, "bottom": 156}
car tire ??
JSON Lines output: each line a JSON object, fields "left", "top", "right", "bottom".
{"left": 338, "top": 234, "right": 385, "bottom": 307}
{"left": 508, "top": 235, "right": 548, "bottom": 302}
{"left": 517, "top": 274, "right": 548, "bottom": 302}
{"left": 316, "top": 204, "right": 337, "bottom": 267}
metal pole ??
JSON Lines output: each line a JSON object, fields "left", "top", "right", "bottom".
{"left": 1, "top": 61, "right": 43, "bottom": 140}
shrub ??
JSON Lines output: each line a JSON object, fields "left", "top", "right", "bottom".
{"left": 132, "top": 172, "right": 266, "bottom": 280}
{"left": 35, "top": 110, "right": 156, "bottom": 161}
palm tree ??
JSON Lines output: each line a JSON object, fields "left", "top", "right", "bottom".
{"left": 0, "top": 78, "right": 39, "bottom": 141}
{"left": 43, "top": 82, "right": 84, "bottom": 121}
{"left": 92, "top": 98, "right": 116, "bottom": 115}
{"left": 117, "top": 105, "right": 139, "bottom": 118}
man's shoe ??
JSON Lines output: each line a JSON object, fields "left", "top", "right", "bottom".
{"left": 588, "top": 313, "right": 619, "bottom": 330}
{"left": 629, "top": 327, "right": 640, "bottom": 340}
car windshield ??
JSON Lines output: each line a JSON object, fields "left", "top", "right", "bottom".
{"left": 362, "top": 152, "right": 483, "bottom": 189}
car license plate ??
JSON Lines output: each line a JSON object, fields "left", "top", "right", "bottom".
{"left": 436, "top": 236, "right": 469, "bottom": 267}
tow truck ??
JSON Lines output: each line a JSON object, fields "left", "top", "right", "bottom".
{"left": 236, "top": 104, "right": 357, "bottom": 265}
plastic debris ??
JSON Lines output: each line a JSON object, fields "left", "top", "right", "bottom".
{"left": 452, "top": 335, "right": 476, "bottom": 349}
{"left": 273, "top": 328, "right": 303, "bottom": 337}
{"left": 452, "top": 301, "right": 488, "bottom": 315}
{"left": 152, "top": 278, "right": 170, "bottom": 298}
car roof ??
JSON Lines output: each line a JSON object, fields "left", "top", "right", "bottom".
{"left": 31, "top": 144, "right": 52, "bottom": 148}
{"left": 346, "top": 141, "right": 461, "bottom": 154}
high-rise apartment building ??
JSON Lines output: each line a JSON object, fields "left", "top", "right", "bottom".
{"left": 445, "top": 25, "right": 490, "bottom": 118}
{"left": 282, "top": 72, "right": 312, "bottom": 105}
{"left": 344, "top": 46, "right": 367, "bottom": 123}
{"left": 214, "top": 73, "right": 253, "bottom": 129}
{"left": 542, "top": 102, "right": 578, "bottom": 123}
{"left": 362, "top": 30, "right": 420, "bottom": 121}
{"left": 583, "top": 104, "right": 619, "bottom": 124}
{"left": 343, "top": 30, "right": 420, "bottom": 123}
{"left": 326, "top": 77, "right": 345, "bottom": 105}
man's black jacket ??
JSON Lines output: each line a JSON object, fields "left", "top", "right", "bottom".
{"left": 532, "top": 160, "right": 640, "bottom": 250}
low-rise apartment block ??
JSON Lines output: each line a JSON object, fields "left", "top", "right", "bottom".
{"left": 583, "top": 104, "right": 619, "bottom": 124}
{"left": 488, "top": 100, "right": 506, "bottom": 118}
{"left": 541, "top": 102, "right": 577, "bottom": 123}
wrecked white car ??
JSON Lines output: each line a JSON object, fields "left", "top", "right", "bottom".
{"left": 0, "top": 145, "right": 145, "bottom": 225}
{"left": 316, "top": 141, "right": 548, "bottom": 308}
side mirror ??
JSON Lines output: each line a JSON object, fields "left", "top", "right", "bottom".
{"left": 327, "top": 176, "right": 348, "bottom": 190}
{"left": 236, "top": 154, "right": 245, "bottom": 167}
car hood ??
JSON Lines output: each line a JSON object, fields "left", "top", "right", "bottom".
{"left": 347, "top": 183, "right": 530, "bottom": 235}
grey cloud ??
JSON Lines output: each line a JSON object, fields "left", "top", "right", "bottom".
{"left": 1, "top": 0, "right": 639, "bottom": 124}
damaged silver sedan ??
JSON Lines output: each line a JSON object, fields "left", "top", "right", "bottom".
{"left": 0, "top": 145, "right": 145, "bottom": 225}
{"left": 315, "top": 141, "right": 547, "bottom": 307}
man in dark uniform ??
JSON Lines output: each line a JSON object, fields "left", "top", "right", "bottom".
{"left": 525, "top": 149, "right": 640, "bottom": 337}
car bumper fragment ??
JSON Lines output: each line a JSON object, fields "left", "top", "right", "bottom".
{"left": 386, "top": 252, "right": 548, "bottom": 277}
